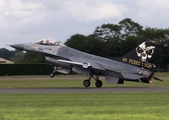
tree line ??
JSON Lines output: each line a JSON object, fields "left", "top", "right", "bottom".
{"left": 1, "top": 18, "right": 169, "bottom": 64}
{"left": 65, "top": 18, "right": 169, "bottom": 64}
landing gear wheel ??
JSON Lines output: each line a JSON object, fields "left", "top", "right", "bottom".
{"left": 95, "top": 80, "right": 102, "bottom": 88}
{"left": 50, "top": 73, "right": 55, "bottom": 78}
{"left": 83, "top": 80, "right": 91, "bottom": 87}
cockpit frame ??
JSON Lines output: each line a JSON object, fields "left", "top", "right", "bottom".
{"left": 35, "top": 39, "right": 65, "bottom": 46}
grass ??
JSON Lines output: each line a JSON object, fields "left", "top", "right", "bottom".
{"left": 0, "top": 72, "right": 169, "bottom": 88}
{"left": 0, "top": 92, "right": 169, "bottom": 120}
{"left": 0, "top": 73, "right": 169, "bottom": 120}
{"left": 0, "top": 79, "right": 169, "bottom": 88}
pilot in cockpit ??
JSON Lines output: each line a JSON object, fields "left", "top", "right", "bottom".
{"left": 35, "top": 39, "right": 65, "bottom": 46}
{"left": 46, "top": 40, "right": 50, "bottom": 45}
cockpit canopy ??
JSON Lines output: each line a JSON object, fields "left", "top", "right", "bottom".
{"left": 35, "top": 39, "right": 65, "bottom": 46}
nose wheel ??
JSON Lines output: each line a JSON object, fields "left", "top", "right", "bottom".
{"left": 50, "top": 73, "right": 55, "bottom": 78}
{"left": 49, "top": 66, "right": 58, "bottom": 78}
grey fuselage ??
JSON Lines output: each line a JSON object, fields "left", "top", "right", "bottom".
{"left": 22, "top": 42, "right": 149, "bottom": 80}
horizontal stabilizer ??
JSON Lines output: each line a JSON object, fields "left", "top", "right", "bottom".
{"left": 121, "top": 72, "right": 143, "bottom": 80}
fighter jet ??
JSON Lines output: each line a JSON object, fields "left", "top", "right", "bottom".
{"left": 10, "top": 39, "right": 162, "bottom": 88}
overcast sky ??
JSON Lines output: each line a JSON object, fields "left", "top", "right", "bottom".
{"left": 1, "top": 0, "right": 169, "bottom": 49}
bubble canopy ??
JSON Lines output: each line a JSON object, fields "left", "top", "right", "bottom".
{"left": 35, "top": 39, "right": 65, "bottom": 46}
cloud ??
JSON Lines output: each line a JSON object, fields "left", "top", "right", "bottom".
{"left": 135, "top": 0, "right": 169, "bottom": 27}
{"left": 0, "top": 0, "right": 46, "bottom": 33}
{"left": 0, "top": 0, "right": 128, "bottom": 40}
{"left": 1, "top": 0, "right": 169, "bottom": 50}
{"left": 65, "top": 0, "right": 128, "bottom": 21}
{"left": 137, "top": 0, "right": 169, "bottom": 9}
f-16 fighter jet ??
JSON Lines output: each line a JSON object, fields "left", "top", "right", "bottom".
{"left": 10, "top": 39, "right": 162, "bottom": 88}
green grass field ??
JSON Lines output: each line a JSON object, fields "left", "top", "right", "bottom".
{"left": 0, "top": 73, "right": 169, "bottom": 120}
{"left": 0, "top": 92, "right": 169, "bottom": 120}
{"left": 0, "top": 72, "right": 169, "bottom": 88}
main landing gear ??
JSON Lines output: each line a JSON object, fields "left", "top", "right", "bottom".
{"left": 49, "top": 66, "right": 103, "bottom": 88}
{"left": 83, "top": 74, "right": 103, "bottom": 88}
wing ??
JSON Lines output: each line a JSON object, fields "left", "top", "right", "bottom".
{"left": 57, "top": 59, "right": 105, "bottom": 71}
{"left": 57, "top": 59, "right": 142, "bottom": 79}
{"left": 56, "top": 58, "right": 106, "bottom": 75}
{"left": 57, "top": 59, "right": 91, "bottom": 68}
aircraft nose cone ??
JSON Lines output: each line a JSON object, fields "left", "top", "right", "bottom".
{"left": 10, "top": 44, "right": 25, "bottom": 50}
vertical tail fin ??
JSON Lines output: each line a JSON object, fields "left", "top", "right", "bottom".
{"left": 121, "top": 39, "right": 162, "bottom": 69}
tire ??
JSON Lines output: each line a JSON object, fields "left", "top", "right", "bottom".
{"left": 50, "top": 73, "right": 55, "bottom": 78}
{"left": 83, "top": 80, "right": 91, "bottom": 87}
{"left": 95, "top": 80, "right": 103, "bottom": 88}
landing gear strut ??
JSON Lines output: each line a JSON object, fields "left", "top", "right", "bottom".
{"left": 49, "top": 66, "right": 57, "bottom": 78}
{"left": 83, "top": 73, "right": 103, "bottom": 88}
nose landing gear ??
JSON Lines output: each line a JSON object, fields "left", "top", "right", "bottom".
{"left": 50, "top": 73, "right": 55, "bottom": 78}
{"left": 49, "top": 66, "right": 57, "bottom": 78}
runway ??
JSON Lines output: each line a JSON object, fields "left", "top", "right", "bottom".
{"left": 0, "top": 87, "right": 169, "bottom": 93}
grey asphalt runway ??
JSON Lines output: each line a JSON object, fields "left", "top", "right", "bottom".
{"left": 0, "top": 87, "right": 169, "bottom": 93}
